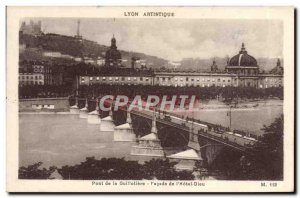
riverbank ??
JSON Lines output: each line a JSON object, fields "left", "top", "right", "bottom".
{"left": 197, "top": 99, "right": 282, "bottom": 110}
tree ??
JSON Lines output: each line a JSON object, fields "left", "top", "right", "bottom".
{"left": 253, "top": 114, "right": 283, "bottom": 180}
{"left": 19, "top": 157, "right": 195, "bottom": 180}
{"left": 19, "top": 162, "right": 54, "bottom": 179}
{"left": 209, "top": 114, "right": 284, "bottom": 180}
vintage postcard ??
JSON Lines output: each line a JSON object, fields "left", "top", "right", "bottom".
{"left": 6, "top": 6, "right": 294, "bottom": 192}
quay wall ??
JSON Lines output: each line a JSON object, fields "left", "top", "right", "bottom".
{"left": 19, "top": 97, "right": 70, "bottom": 112}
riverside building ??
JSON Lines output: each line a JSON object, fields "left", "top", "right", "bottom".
{"left": 76, "top": 38, "right": 284, "bottom": 88}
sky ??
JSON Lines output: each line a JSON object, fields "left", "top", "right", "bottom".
{"left": 22, "top": 18, "right": 283, "bottom": 61}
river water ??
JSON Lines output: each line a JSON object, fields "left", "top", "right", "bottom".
{"left": 19, "top": 100, "right": 283, "bottom": 168}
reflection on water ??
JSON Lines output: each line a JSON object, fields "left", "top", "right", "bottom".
{"left": 19, "top": 100, "right": 282, "bottom": 168}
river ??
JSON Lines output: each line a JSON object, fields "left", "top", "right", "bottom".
{"left": 19, "top": 99, "right": 283, "bottom": 169}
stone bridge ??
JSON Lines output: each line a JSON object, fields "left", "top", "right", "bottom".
{"left": 69, "top": 97, "right": 258, "bottom": 166}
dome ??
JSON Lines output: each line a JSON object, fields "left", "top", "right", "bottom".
{"left": 228, "top": 43, "right": 258, "bottom": 67}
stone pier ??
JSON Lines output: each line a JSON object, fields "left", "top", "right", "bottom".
{"left": 99, "top": 116, "right": 115, "bottom": 132}
{"left": 99, "top": 108, "right": 115, "bottom": 132}
{"left": 131, "top": 113, "right": 164, "bottom": 157}
{"left": 79, "top": 98, "right": 88, "bottom": 118}
{"left": 166, "top": 127, "right": 203, "bottom": 171}
{"left": 131, "top": 133, "right": 165, "bottom": 157}
{"left": 167, "top": 149, "right": 202, "bottom": 171}
{"left": 87, "top": 100, "right": 101, "bottom": 124}
{"left": 69, "top": 97, "right": 79, "bottom": 114}
{"left": 114, "top": 111, "right": 136, "bottom": 141}
{"left": 187, "top": 130, "right": 201, "bottom": 151}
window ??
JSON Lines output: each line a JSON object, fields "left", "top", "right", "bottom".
{"left": 140, "top": 77, "right": 143, "bottom": 81}
{"left": 121, "top": 77, "right": 125, "bottom": 81}
{"left": 102, "top": 77, "right": 106, "bottom": 81}
{"left": 133, "top": 77, "right": 137, "bottom": 81}
{"left": 217, "top": 78, "right": 220, "bottom": 82}
{"left": 128, "top": 77, "right": 131, "bottom": 81}
{"left": 39, "top": 76, "right": 42, "bottom": 79}
{"left": 162, "top": 77, "right": 165, "bottom": 81}
{"left": 186, "top": 77, "right": 189, "bottom": 81}
{"left": 174, "top": 78, "right": 178, "bottom": 81}
{"left": 196, "top": 78, "right": 200, "bottom": 81}
{"left": 96, "top": 77, "right": 99, "bottom": 81}
{"left": 228, "top": 79, "right": 231, "bottom": 82}
{"left": 191, "top": 78, "right": 194, "bottom": 82}
{"left": 145, "top": 78, "right": 149, "bottom": 81}
{"left": 115, "top": 77, "right": 119, "bottom": 81}
{"left": 90, "top": 77, "right": 93, "bottom": 81}
{"left": 109, "top": 77, "right": 112, "bottom": 81}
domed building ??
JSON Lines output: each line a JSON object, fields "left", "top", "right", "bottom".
{"left": 226, "top": 43, "right": 260, "bottom": 87}
{"left": 79, "top": 42, "right": 283, "bottom": 89}
{"left": 105, "top": 36, "right": 122, "bottom": 67}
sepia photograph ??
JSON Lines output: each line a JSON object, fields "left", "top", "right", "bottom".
{"left": 6, "top": 6, "right": 294, "bottom": 192}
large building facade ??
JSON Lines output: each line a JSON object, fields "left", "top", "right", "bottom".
{"left": 19, "top": 63, "right": 64, "bottom": 86}
{"left": 79, "top": 42, "right": 284, "bottom": 88}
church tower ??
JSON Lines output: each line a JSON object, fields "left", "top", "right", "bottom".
{"left": 105, "top": 35, "right": 122, "bottom": 67}
{"left": 111, "top": 35, "right": 117, "bottom": 49}
{"left": 211, "top": 58, "right": 218, "bottom": 72}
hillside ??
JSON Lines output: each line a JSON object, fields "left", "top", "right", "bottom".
{"left": 179, "top": 57, "right": 281, "bottom": 72}
{"left": 19, "top": 33, "right": 168, "bottom": 68}
{"left": 19, "top": 33, "right": 281, "bottom": 72}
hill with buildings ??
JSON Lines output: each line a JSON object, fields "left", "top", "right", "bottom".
{"left": 19, "top": 20, "right": 281, "bottom": 72}
{"left": 19, "top": 32, "right": 168, "bottom": 68}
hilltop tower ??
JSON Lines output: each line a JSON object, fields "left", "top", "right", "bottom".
{"left": 75, "top": 19, "right": 83, "bottom": 40}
